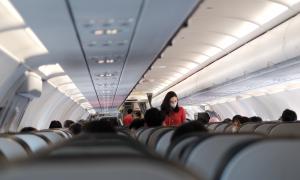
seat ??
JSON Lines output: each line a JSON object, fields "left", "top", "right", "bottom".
{"left": 254, "top": 122, "right": 278, "bottom": 135}
{"left": 183, "top": 134, "right": 262, "bottom": 180}
{"left": 0, "top": 156, "right": 200, "bottom": 180}
{"left": 0, "top": 137, "right": 28, "bottom": 161}
{"left": 34, "top": 131, "right": 65, "bottom": 144}
{"left": 47, "top": 134, "right": 150, "bottom": 157}
{"left": 147, "top": 127, "right": 174, "bottom": 149}
{"left": 207, "top": 123, "right": 220, "bottom": 131}
{"left": 238, "top": 123, "right": 260, "bottom": 133}
{"left": 167, "top": 133, "right": 212, "bottom": 162}
{"left": 269, "top": 122, "right": 300, "bottom": 137}
{"left": 224, "top": 124, "right": 233, "bottom": 133}
{"left": 13, "top": 134, "right": 48, "bottom": 153}
{"left": 214, "top": 123, "right": 230, "bottom": 133}
{"left": 134, "top": 127, "right": 146, "bottom": 139}
{"left": 137, "top": 128, "right": 155, "bottom": 145}
{"left": 220, "top": 139, "right": 300, "bottom": 180}
{"left": 155, "top": 130, "right": 175, "bottom": 156}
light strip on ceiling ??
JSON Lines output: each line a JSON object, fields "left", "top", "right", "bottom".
{"left": 0, "top": 0, "right": 48, "bottom": 62}
{"left": 39, "top": 64, "right": 94, "bottom": 112}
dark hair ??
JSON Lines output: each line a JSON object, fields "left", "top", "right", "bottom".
{"left": 83, "top": 119, "right": 116, "bottom": 133}
{"left": 240, "top": 116, "right": 250, "bottom": 124}
{"left": 161, "top": 91, "right": 179, "bottom": 116}
{"left": 127, "top": 109, "right": 133, "bottom": 114}
{"left": 250, "top": 116, "right": 262, "bottom": 122}
{"left": 171, "top": 121, "right": 208, "bottom": 143}
{"left": 49, "top": 121, "right": 62, "bottom": 129}
{"left": 69, "top": 123, "right": 82, "bottom": 135}
{"left": 20, "top": 127, "right": 37, "bottom": 133}
{"left": 144, "top": 108, "right": 165, "bottom": 127}
{"left": 281, "top": 109, "right": 297, "bottom": 122}
{"left": 129, "top": 119, "right": 145, "bottom": 130}
{"left": 223, "top": 118, "right": 232, "bottom": 123}
{"left": 197, "top": 112, "right": 210, "bottom": 124}
{"left": 135, "top": 111, "right": 142, "bottom": 118}
{"left": 64, "top": 120, "right": 75, "bottom": 128}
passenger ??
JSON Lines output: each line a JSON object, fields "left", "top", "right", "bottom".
{"left": 69, "top": 123, "right": 82, "bottom": 135}
{"left": 231, "top": 115, "right": 243, "bottom": 133}
{"left": 49, "top": 120, "right": 62, "bottom": 129}
{"left": 171, "top": 121, "right": 208, "bottom": 143}
{"left": 223, "top": 118, "right": 232, "bottom": 123}
{"left": 280, "top": 109, "right": 297, "bottom": 122}
{"left": 161, "top": 91, "right": 186, "bottom": 127}
{"left": 83, "top": 119, "right": 116, "bottom": 133}
{"left": 250, "top": 116, "right": 263, "bottom": 122}
{"left": 123, "top": 109, "right": 133, "bottom": 127}
{"left": 129, "top": 119, "right": 145, "bottom": 137}
{"left": 63, "top": 120, "right": 75, "bottom": 128}
{"left": 144, "top": 108, "right": 165, "bottom": 127}
{"left": 196, "top": 112, "right": 210, "bottom": 124}
{"left": 20, "top": 127, "right": 37, "bottom": 133}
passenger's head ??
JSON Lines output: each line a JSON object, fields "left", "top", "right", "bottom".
{"left": 223, "top": 118, "right": 232, "bottom": 123}
{"left": 250, "top": 116, "right": 263, "bottom": 122}
{"left": 49, "top": 120, "right": 62, "bottom": 129}
{"left": 83, "top": 119, "right": 116, "bottom": 133}
{"left": 144, "top": 108, "right": 165, "bottom": 127}
{"left": 20, "top": 127, "right": 37, "bottom": 133}
{"left": 281, "top": 109, "right": 297, "bottom": 122}
{"left": 127, "top": 109, "right": 133, "bottom": 114}
{"left": 161, "top": 91, "right": 179, "bottom": 115}
{"left": 196, "top": 112, "right": 210, "bottom": 124}
{"left": 129, "top": 119, "right": 145, "bottom": 130}
{"left": 69, "top": 123, "right": 82, "bottom": 135}
{"left": 64, "top": 120, "right": 75, "bottom": 128}
{"left": 171, "top": 121, "right": 208, "bottom": 143}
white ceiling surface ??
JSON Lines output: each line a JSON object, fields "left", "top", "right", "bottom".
{"left": 131, "top": 0, "right": 300, "bottom": 100}
{"left": 11, "top": 0, "right": 199, "bottom": 112}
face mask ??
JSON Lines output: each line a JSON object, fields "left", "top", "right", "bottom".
{"left": 170, "top": 102, "right": 177, "bottom": 109}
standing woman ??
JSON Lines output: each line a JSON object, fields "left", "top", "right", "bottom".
{"left": 161, "top": 91, "right": 186, "bottom": 127}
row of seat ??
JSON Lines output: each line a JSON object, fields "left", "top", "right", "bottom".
{"left": 0, "top": 129, "right": 71, "bottom": 161}
{"left": 0, "top": 133, "right": 200, "bottom": 180}
{"left": 135, "top": 125, "right": 300, "bottom": 179}
{"left": 207, "top": 121, "right": 300, "bottom": 136}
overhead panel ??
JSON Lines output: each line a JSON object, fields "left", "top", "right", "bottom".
{"left": 69, "top": 0, "right": 143, "bottom": 111}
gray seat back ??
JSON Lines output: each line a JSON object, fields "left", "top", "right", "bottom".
{"left": 184, "top": 134, "right": 262, "bottom": 180}
{"left": 214, "top": 123, "right": 230, "bottom": 133}
{"left": 167, "top": 136, "right": 198, "bottom": 162}
{"left": 220, "top": 139, "right": 300, "bottom": 180}
{"left": 238, "top": 123, "right": 260, "bottom": 133}
{"left": 254, "top": 123, "right": 277, "bottom": 135}
{"left": 138, "top": 128, "right": 155, "bottom": 145}
{"left": 156, "top": 130, "right": 175, "bottom": 156}
{"left": 0, "top": 137, "right": 28, "bottom": 160}
{"left": 148, "top": 127, "right": 173, "bottom": 149}
{"left": 13, "top": 134, "right": 48, "bottom": 153}
{"left": 269, "top": 122, "right": 300, "bottom": 137}
{"left": 34, "top": 131, "right": 65, "bottom": 144}
{"left": 207, "top": 123, "right": 220, "bottom": 131}
{"left": 0, "top": 156, "right": 200, "bottom": 180}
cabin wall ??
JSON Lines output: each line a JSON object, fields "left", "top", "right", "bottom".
{"left": 210, "top": 88, "right": 300, "bottom": 121}
{"left": 19, "top": 82, "right": 86, "bottom": 130}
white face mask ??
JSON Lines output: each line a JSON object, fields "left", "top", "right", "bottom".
{"left": 170, "top": 102, "right": 177, "bottom": 109}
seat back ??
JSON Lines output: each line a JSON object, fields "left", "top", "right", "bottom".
{"left": 13, "top": 134, "right": 48, "bottom": 153}
{"left": 184, "top": 134, "right": 262, "bottom": 180}
{"left": 214, "top": 123, "right": 230, "bottom": 133}
{"left": 269, "top": 122, "right": 300, "bottom": 137}
{"left": 148, "top": 127, "right": 173, "bottom": 149}
{"left": 155, "top": 130, "right": 175, "bottom": 156}
{"left": 254, "top": 122, "right": 277, "bottom": 135}
{"left": 0, "top": 137, "right": 28, "bottom": 160}
{"left": 207, "top": 123, "right": 220, "bottom": 131}
{"left": 34, "top": 131, "right": 65, "bottom": 144}
{"left": 137, "top": 128, "right": 155, "bottom": 145}
{"left": 238, "top": 123, "right": 260, "bottom": 133}
{"left": 0, "top": 156, "right": 200, "bottom": 180}
{"left": 220, "top": 139, "right": 300, "bottom": 180}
